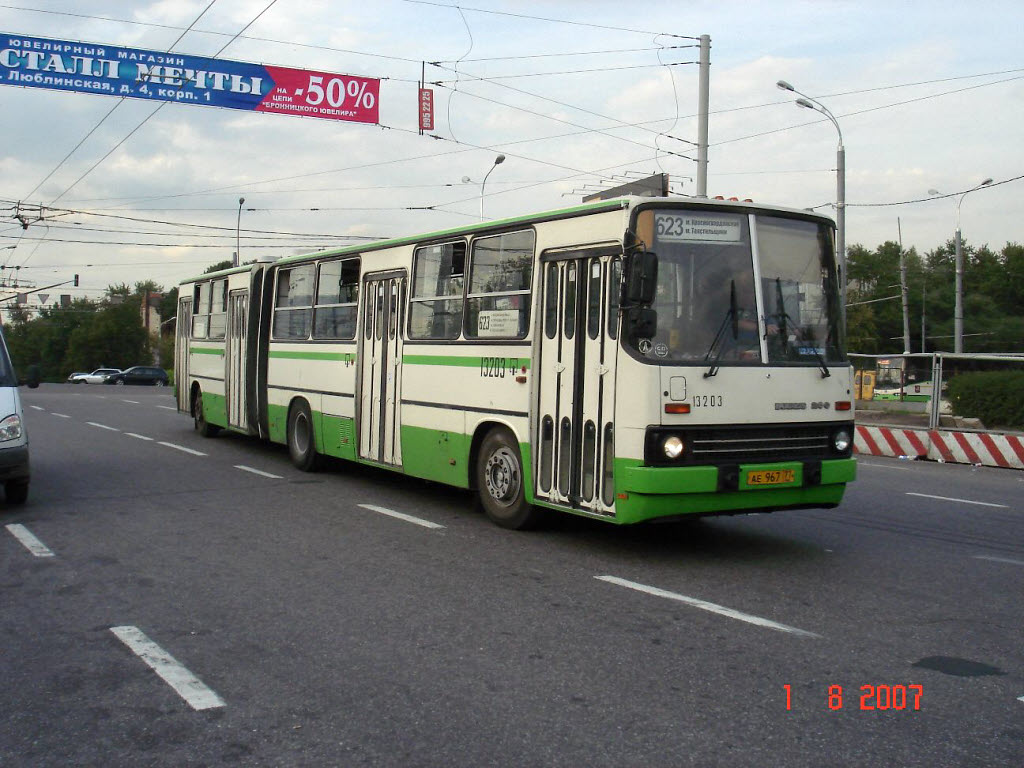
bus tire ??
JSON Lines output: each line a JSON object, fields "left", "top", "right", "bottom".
{"left": 193, "top": 389, "right": 220, "bottom": 438}
{"left": 288, "top": 400, "right": 320, "bottom": 472}
{"left": 476, "top": 428, "right": 541, "bottom": 530}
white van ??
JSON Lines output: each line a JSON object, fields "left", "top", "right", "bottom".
{"left": 0, "top": 325, "right": 29, "bottom": 504}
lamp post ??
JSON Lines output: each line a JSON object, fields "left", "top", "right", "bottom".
{"left": 235, "top": 197, "right": 245, "bottom": 267}
{"left": 476, "top": 154, "right": 505, "bottom": 221}
{"left": 776, "top": 80, "right": 846, "bottom": 331}
{"left": 952, "top": 178, "right": 992, "bottom": 353}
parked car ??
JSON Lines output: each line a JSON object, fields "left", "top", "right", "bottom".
{"left": 0, "top": 326, "right": 29, "bottom": 504}
{"left": 68, "top": 368, "right": 121, "bottom": 384}
{"left": 103, "top": 366, "right": 169, "bottom": 386}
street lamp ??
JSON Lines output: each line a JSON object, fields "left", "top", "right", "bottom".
{"left": 952, "top": 178, "right": 992, "bottom": 353}
{"left": 474, "top": 154, "right": 505, "bottom": 221}
{"left": 235, "top": 197, "right": 245, "bottom": 267}
{"left": 777, "top": 80, "right": 846, "bottom": 331}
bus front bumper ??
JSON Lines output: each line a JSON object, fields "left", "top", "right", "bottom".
{"left": 614, "top": 458, "right": 856, "bottom": 524}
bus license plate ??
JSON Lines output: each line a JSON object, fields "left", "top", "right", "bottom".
{"left": 746, "top": 469, "right": 796, "bottom": 486}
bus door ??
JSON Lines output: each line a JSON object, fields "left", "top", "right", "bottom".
{"left": 225, "top": 290, "right": 249, "bottom": 430}
{"left": 535, "top": 247, "right": 620, "bottom": 515}
{"left": 175, "top": 296, "right": 192, "bottom": 413}
{"left": 359, "top": 272, "right": 406, "bottom": 466}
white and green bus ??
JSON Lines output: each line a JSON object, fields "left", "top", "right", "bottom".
{"left": 175, "top": 196, "right": 855, "bottom": 528}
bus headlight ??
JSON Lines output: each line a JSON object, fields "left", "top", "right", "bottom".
{"left": 663, "top": 436, "right": 685, "bottom": 459}
{"left": 833, "top": 429, "right": 851, "bottom": 453}
{"left": 0, "top": 413, "right": 23, "bottom": 442}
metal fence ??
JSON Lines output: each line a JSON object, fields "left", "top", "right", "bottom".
{"left": 849, "top": 352, "right": 1024, "bottom": 433}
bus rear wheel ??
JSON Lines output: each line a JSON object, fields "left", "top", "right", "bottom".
{"left": 193, "top": 389, "right": 220, "bottom": 438}
{"left": 288, "top": 400, "right": 320, "bottom": 472}
{"left": 476, "top": 428, "right": 541, "bottom": 530}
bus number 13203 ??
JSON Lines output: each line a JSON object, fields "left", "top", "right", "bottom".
{"left": 481, "top": 357, "right": 519, "bottom": 379}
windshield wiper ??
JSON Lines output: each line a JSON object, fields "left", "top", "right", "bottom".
{"left": 772, "top": 278, "right": 830, "bottom": 378}
{"left": 703, "top": 281, "right": 739, "bottom": 378}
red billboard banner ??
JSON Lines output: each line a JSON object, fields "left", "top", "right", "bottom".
{"left": 260, "top": 66, "right": 379, "bottom": 123}
{"left": 418, "top": 87, "right": 434, "bottom": 132}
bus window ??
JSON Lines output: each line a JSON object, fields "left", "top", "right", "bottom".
{"left": 465, "top": 229, "right": 534, "bottom": 339}
{"left": 273, "top": 265, "right": 314, "bottom": 340}
{"left": 587, "top": 259, "right": 601, "bottom": 340}
{"left": 191, "top": 281, "right": 211, "bottom": 338}
{"left": 564, "top": 262, "right": 577, "bottom": 340}
{"left": 208, "top": 279, "right": 228, "bottom": 339}
{"left": 314, "top": 258, "right": 359, "bottom": 339}
{"left": 608, "top": 258, "right": 621, "bottom": 340}
{"left": 409, "top": 241, "right": 466, "bottom": 339}
{"left": 544, "top": 263, "right": 558, "bottom": 339}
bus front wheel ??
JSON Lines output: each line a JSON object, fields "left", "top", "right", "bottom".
{"left": 476, "top": 428, "right": 541, "bottom": 530}
{"left": 288, "top": 400, "right": 320, "bottom": 472}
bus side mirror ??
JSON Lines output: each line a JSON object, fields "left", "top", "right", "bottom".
{"left": 623, "top": 250, "right": 657, "bottom": 306}
{"left": 627, "top": 307, "right": 657, "bottom": 339}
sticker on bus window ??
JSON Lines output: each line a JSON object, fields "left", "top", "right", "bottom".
{"left": 655, "top": 213, "right": 742, "bottom": 243}
{"left": 477, "top": 309, "right": 520, "bottom": 337}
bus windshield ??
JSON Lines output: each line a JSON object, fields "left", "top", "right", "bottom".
{"left": 627, "top": 208, "right": 843, "bottom": 366}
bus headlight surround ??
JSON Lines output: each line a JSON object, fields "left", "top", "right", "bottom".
{"left": 0, "top": 413, "right": 23, "bottom": 442}
{"left": 833, "top": 428, "right": 851, "bottom": 453}
{"left": 663, "top": 435, "right": 685, "bottom": 459}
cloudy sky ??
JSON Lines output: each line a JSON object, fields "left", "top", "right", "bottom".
{"left": 1, "top": 0, "right": 1021, "bottom": 303}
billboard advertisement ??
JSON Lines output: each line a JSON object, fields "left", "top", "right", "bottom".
{"left": 0, "top": 32, "right": 379, "bottom": 124}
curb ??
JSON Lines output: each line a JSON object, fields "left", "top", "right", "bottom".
{"left": 854, "top": 425, "right": 1024, "bottom": 469}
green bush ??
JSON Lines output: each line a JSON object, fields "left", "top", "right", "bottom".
{"left": 946, "top": 371, "right": 1024, "bottom": 429}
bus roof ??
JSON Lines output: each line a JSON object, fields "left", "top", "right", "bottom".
{"left": 180, "top": 195, "right": 834, "bottom": 285}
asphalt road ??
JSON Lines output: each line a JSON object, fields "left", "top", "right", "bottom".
{"left": 3, "top": 384, "right": 1022, "bottom": 767}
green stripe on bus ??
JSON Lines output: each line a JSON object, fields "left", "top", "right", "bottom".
{"left": 268, "top": 350, "right": 354, "bottom": 362}
{"left": 403, "top": 354, "right": 532, "bottom": 369}
{"left": 191, "top": 346, "right": 223, "bottom": 356}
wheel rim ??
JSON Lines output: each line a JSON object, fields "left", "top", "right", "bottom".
{"left": 484, "top": 447, "right": 521, "bottom": 507}
{"left": 293, "top": 412, "right": 311, "bottom": 454}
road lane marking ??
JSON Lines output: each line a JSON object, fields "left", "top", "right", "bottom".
{"left": 110, "top": 626, "right": 225, "bottom": 711}
{"left": 156, "top": 405, "right": 177, "bottom": 411}
{"left": 87, "top": 422, "right": 120, "bottom": 432}
{"left": 126, "top": 433, "right": 154, "bottom": 441}
{"left": 235, "top": 465, "right": 283, "bottom": 479}
{"left": 29, "top": 405, "right": 44, "bottom": 411}
{"left": 5, "top": 524, "right": 55, "bottom": 557}
{"left": 358, "top": 503, "right": 445, "bottom": 530}
{"left": 906, "top": 492, "right": 1008, "bottom": 508}
{"left": 857, "top": 461, "right": 912, "bottom": 471}
{"left": 973, "top": 555, "right": 1024, "bottom": 567}
{"left": 158, "top": 442, "right": 207, "bottom": 456}
{"left": 596, "top": 575, "right": 821, "bottom": 639}
{"left": 122, "top": 399, "right": 140, "bottom": 404}
{"left": 52, "top": 413, "right": 70, "bottom": 418}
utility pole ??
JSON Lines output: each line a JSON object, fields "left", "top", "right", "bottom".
{"left": 695, "top": 34, "right": 710, "bottom": 198}
{"left": 898, "top": 218, "right": 911, "bottom": 354}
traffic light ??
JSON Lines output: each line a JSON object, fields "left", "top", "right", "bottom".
{"left": 74, "top": 274, "right": 79, "bottom": 287}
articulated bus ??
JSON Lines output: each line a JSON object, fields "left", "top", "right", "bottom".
{"left": 175, "top": 196, "right": 856, "bottom": 529}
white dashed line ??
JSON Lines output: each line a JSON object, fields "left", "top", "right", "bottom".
{"left": 156, "top": 405, "right": 177, "bottom": 411}
{"left": 110, "top": 626, "right": 225, "bottom": 711}
{"left": 29, "top": 405, "right": 44, "bottom": 411}
{"left": 87, "top": 422, "right": 120, "bottom": 432}
{"left": 5, "top": 524, "right": 55, "bottom": 557}
{"left": 358, "top": 503, "right": 445, "bottom": 530}
{"left": 125, "top": 433, "right": 154, "bottom": 441}
{"left": 596, "top": 575, "right": 821, "bottom": 639}
{"left": 158, "top": 442, "right": 207, "bottom": 456}
{"left": 973, "top": 555, "right": 1024, "bottom": 567}
{"left": 906, "top": 492, "right": 1008, "bottom": 508}
{"left": 235, "top": 465, "right": 283, "bottom": 479}
{"left": 122, "top": 400, "right": 140, "bottom": 404}
{"left": 52, "top": 413, "right": 70, "bottom": 419}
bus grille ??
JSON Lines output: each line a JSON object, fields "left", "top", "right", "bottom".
{"left": 683, "top": 424, "right": 839, "bottom": 464}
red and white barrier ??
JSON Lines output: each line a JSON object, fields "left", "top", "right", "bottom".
{"left": 854, "top": 425, "right": 1024, "bottom": 469}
